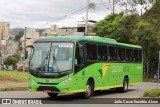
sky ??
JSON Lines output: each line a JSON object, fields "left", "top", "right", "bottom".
{"left": 0, "top": 0, "right": 149, "bottom": 28}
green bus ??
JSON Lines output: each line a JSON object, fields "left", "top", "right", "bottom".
{"left": 28, "top": 36, "right": 143, "bottom": 98}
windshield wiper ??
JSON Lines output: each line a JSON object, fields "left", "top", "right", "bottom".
{"left": 35, "top": 51, "right": 49, "bottom": 71}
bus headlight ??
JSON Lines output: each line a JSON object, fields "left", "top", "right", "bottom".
{"left": 60, "top": 77, "right": 72, "bottom": 84}
{"left": 29, "top": 77, "right": 36, "bottom": 83}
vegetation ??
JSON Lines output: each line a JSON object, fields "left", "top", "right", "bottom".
{"left": 143, "top": 89, "right": 160, "bottom": 97}
{"left": 0, "top": 70, "right": 28, "bottom": 83}
{"left": 4, "top": 54, "right": 19, "bottom": 69}
{"left": 143, "top": 78, "right": 153, "bottom": 82}
{"left": 14, "top": 31, "right": 24, "bottom": 42}
{"left": 94, "top": 1, "right": 160, "bottom": 78}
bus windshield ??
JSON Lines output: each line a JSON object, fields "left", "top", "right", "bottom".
{"left": 29, "top": 42, "right": 74, "bottom": 73}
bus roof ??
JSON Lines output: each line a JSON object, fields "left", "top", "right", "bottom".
{"left": 35, "top": 36, "right": 142, "bottom": 49}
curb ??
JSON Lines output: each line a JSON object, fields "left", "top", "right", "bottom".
{"left": 0, "top": 83, "right": 28, "bottom": 91}
{"left": 0, "top": 86, "right": 28, "bottom": 91}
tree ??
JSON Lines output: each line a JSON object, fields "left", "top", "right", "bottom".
{"left": 4, "top": 55, "right": 19, "bottom": 69}
{"left": 115, "top": 0, "right": 155, "bottom": 14}
{"left": 94, "top": 13, "right": 140, "bottom": 43}
{"left": 132, "top": 21, "right": 158, "bottom": 78}
{"left": 14, "top": 31, "right": 24, "bottom": 42}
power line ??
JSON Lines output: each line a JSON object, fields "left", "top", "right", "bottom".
{"left": 100, "top": 0, "right": 110, "bottom": 11}
{"left": 37, "top": 2, "right": 113, "bottom": 28}
{"left": 37, "top": 7, "right": 86, "bottom": 28}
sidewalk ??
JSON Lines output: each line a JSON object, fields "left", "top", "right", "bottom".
{"left": 0, "top": 82, "right": 28, "bottom": 91}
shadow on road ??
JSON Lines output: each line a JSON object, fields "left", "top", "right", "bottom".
{"left": 38, "top": 89, "right": 138, "bottom": 103}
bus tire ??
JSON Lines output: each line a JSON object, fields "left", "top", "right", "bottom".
{"left": 47, "top": 93, "right": 58, "bottom": 98}
{"left": 81, "top": 80, "right": 94, "bottom": 99}
{"left": 115, "top": 77, "right": 128, "bottom": 93}
{"left": 119, "top": 77, "right": 128, "bottom": 93}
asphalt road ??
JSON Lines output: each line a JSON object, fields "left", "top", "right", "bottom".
{"left": 0, "top": 82, "right": 159, "bottom": 98}
{"left": 0, "top": 82, "right": 159, "bottom": 107}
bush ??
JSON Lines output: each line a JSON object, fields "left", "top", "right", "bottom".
{"left": 143, "top": 89, "right": 160, "bottom": 97}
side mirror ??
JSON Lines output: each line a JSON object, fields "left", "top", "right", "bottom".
{"left": 25, "top": 45, "right": 34, "bottom": 59}
{"left": 25, "top": 51, "right": 28, "bottom": 59}
{"left": 26, "top": 45, "right": 33, "bottom": 49}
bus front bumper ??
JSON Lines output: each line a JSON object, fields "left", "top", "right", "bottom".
{"left": 28, "top": 80, "right": 85, "bottom": 94}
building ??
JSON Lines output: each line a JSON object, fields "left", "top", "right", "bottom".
{"left": 0, "top": 22, "right": 10, "bottom": 41}
{"left": 25, "top": 28, "right": 36, "bottom": 38}
{"left": 44, "top": 21, "right": 96, "bottom": 36}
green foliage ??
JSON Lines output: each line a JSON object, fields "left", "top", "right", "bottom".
{"left": 114, "top": 0, "right": 154, "bottom": 14}
{"left": 94, "top": 13, "right": 140, "bottom": 43}
{"left": 143, "top": 89, "right": 160, "bottom": 97}
{"left": 132, "top": 21, "right": 155, "bottom": 46}
{"left": 37, "top": 29, "right": 44, "bottom": 36}
{"left": 132, "top": 21, "right": 160, "bottom": 77}
{"left": 94, "top": 1, "right": 160, "bottom": 78}
{"left": 143, "top": 78, "right": 152, "bottom": 82}
{"left": 14, "top": 31, "right": 24, "bottom": 42}
{"left": 4, "top": 55, "right": 19, "bottom": 66}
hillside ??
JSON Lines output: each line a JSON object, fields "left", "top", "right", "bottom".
{"left": 10, "top": 28, "right": 24, "bottom": 36}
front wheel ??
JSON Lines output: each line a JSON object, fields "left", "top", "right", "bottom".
{"left": 47, "top": 93, "right": 58, "bottom": 98}
{"left": 80, "top": 80, "right": 94, "bottom": 99}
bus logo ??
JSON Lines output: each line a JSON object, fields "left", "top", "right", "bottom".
{"left": 102, "top": 64, "right": 110, "bottom": 78}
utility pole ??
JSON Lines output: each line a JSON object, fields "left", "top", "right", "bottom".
{"left": 23, "top": 27, "right": 27, "bottom": 72}
{"left": 113, "top": 0, "right": 115, "bottom": 13}
{"left": 85, "top": 0, "right": 89, "bottom": 36}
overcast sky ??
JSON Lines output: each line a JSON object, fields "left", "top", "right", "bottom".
{"left": 0, "top": 0, "right": 146, "bottom": 28}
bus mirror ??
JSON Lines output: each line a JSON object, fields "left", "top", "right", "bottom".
{"left": 25, "top": 45, "right": 33, "bottom": 59}
{"left": 26, "top": 45, "right": 33, "bottom": 49}
{"left": 25, "top": 51, "right": 28, "bottom": 59}
{"left": 78, "top": 43, "right": 83, "bottom": 48}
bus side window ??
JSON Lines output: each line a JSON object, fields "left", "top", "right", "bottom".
{"left": 118, "top": 47, "right": 125, "bottom": 62}
{"left": 126, "top": 49, "right": 133, "bottom": 62}
{"left": 75, "top": 44, "right": 84, "bottom": 65}
{"left": 86, "top": 43, "right": 97, "bottom": 60}
{"left": 134, "top": 50, "right": 139, "bottom": 62}
{"left": 108, "top": 46, "right": 117, "bottom": 61}
{"left": 138, "top": 50, "right": 142, "bottom": 62}
{"left": 98, "top": 45, "right": 108, "bottom": 61}
{"left": 74, "top": 43, "right": 85, "bottom": 73}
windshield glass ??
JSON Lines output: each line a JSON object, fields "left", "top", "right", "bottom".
{"left": 49, "top": 42, "right": 74, "bottom": 72}
{"left": 30, "top": 43, "right": 51, "bottom": 72}
{"left": 29, "top": 42, "right": 74, "bottom": 73}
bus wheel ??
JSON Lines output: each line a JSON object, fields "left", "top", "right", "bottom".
{"left": 47, "top": 93, "right": 58, "bottom": 98}
{"left": 119, "top": 77, "right": 128, "bottom": 93}
{"left": 81, "top": 80, "right": 94, "bottom": 99}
